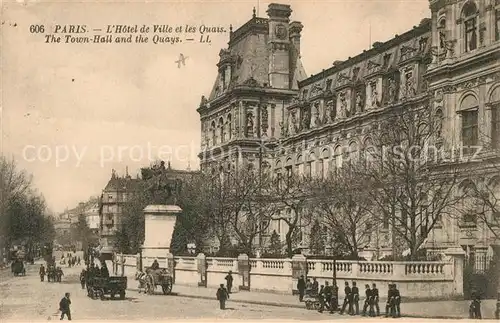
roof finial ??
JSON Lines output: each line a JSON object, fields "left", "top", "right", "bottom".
{"left": 187, "top": 161, "right": 191, "bottom": 171}
{"left": 229, "top": 24, "right": 233, "bottom": 34}
{"left": 168, "top": 161, "right": 171, "bottom": 170}
{"left": 125, "top": 166, "right": 129, "bottom": 176}
{"left": 253, "top": 6, "right": 256, "bottom": 18}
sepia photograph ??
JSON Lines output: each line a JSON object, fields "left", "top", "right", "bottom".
{"left": 1, "top": 0, "right": 499, "bottom": 320}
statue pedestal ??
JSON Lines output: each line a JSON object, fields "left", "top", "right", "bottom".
{"left": 141, "top": 205, "right": 181, "bottom": 261}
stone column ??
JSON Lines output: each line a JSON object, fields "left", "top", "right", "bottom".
{"left": 237, "top": 253, "right": 250, "bottom": 291}
{"left": 291, "top": 254, "right": 307, "bottom": 295}
{"left": 196, "top": 253, "right": 207, "bottom": 287}
{"left": 445, "top": 246, "right": 466, "bottom": 297}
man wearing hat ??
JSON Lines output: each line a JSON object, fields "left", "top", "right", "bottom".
{"left": 225, "top": 271, "right": 234, "bottom": 294}
{"left": 297, "top": 275, "right": 306, "bottom": 302}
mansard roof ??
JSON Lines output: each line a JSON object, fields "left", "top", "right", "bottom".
{"left": 299, "top": 18, "right": 432, "bottom": 91}
{"left": 206, "top": 12, "right": 306, "bottom": 101}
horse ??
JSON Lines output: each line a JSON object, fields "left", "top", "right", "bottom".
{"left": 135, "top": 271, "right": 153, "bottom": 294}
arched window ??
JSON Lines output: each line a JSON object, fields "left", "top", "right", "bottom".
{"left": 285, "top": 158, "right": 293, "bottom": 179}
{"left": 333, "top": 145, "right": 342, "bottom": 169}
{"left": 462, "top": 1, "right": 478, "bottom": 52}
{"left": 211, "top": 121, "right": 217, "bottom": 145}
{"left": 219, "top": 117, "right": 225, "bottom": 143}
{"left": 227, "top": 114, "right": 232, "bottom": 140}
{"left": 296, "top": 154, "right": 304, "bottom": 176}
{"left": 320, "top": 148, "right": 330, "bottom": 178}
{"left": 306, "top": 152, "right": 316, "bottom": 178}
{"left": 459, "top": 95, "right": 479, "bottom": 152}
{"left": 347, "top": 141, "right": 359, "bottom": 163}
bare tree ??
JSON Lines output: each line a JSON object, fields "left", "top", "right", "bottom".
{"left": 272, "top": 172, "right": 313, "bottom": 257}
{"left": 311, "top": 160, "right": 375, "bottom": 258}
{"left": 224, "top": 167, "right": 277, "bottom": 255}
{"left": 361, "top": 106, "right": 465, "bottom": 260}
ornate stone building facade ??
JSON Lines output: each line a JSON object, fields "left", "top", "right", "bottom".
{"left": 198, "top": 1, "right": 500, "bottom": 261}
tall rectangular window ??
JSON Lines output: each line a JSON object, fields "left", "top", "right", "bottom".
{"left": 461, "top": 110, "right": 478, "bottom": 152}
{"left": 318, "top": 160, "right": 324, "bottom": 179}
{"left": 492, "top": 106, "right": 500, "bottom": 148}
{"left": 305, "top": 162, "right": 312, "bottom": 177}
{"left": 496, "top": 9, "right": 500, "bottom": 41}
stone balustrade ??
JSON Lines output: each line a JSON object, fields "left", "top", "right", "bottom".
{"left": 114, "top": 251, "right": 464, "bottom": 299}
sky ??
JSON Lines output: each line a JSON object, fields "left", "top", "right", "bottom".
{"left": 1, "top": 0, "right": 430, "bottom": 213}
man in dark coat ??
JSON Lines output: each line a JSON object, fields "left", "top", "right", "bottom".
{"left": 469, "top": 292, "right": 482, "bottom": 319}
{"left": 392, "top": 284, "right": 401, "bottom": 318}
{"left": 340, "top": 281, "right": 352, "bottom": 315}
{"left": 225, "top": 271, "right": 234, "bottom": 294}
{"left": 39, "top": 264, "right": 46, "bottom": 282}
{"left": 151, "top": 259, "right": 160, "bottom": 270}
{"left": 362, "top": 284, "right": 372, "bottom": 316}
{"left": 59, "top": 292, "right": 71, "bottom": 320}
{"left": 297, "top": 275, "right": 306, "bottom": 302}
{"left": 351, "top": 281, "right": 360, "bottom": 315}
{"left": 371, "top": 283, "right": 380, "bottom": 316}
{"left": 312, "top": 277, "right": 319, "bottom": 295}
{"left": 79, "top": 269, "right": 86, "bottom": 289}
{"left": 216, "top": 284, "right": 229, "bottom": 310}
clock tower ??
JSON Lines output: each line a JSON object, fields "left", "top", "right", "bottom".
{"left": 267, "top": 3, "right": 292, "bottom": 89}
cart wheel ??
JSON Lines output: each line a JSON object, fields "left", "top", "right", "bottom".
{"left": 162, "top": 283, "right": 172, "bottom": 295}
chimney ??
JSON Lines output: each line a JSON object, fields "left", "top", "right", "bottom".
{"left": 267, "top": 3, "right": 292, "bottom": 89}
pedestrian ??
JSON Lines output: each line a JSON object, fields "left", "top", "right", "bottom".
{"left": 59, "top": 292, "right": 71, "bottom": 320}
{"left": 469, "top": 292, "right": 482, "bottom": 319}
{"left": 297, "top": 275, "right": 306, "bottom": 302}
{"left": 317, "top": 284, "right": 325, "bottom": 313}
{"left": 351, "top": 281, "right": 359, "bottom": 315}
{"left": 216, "top": 283, "right": 229, "bottom": 310}
{"left": 393, "top": 284, "right": 401, "bottom": 318}
{"left": 331, "top": 281, "right": 339, "bottom": 312}
{"left": 79, "top": 269, "right": 86, "bottom": 289}
{"left": 371, "top": 283, "right": 380, "bottom": 316}
{"left": 305, "top": 278, "right": 313, "bottom": 296}
{"left": 77, "top": 257, "right": 81, "bottom": 266}
{"left": 362, "top": 284, "right": 372, "bottom": 316}
{"left": 225, "top": 271, "right": 234, "bottom": 294}
{"left": 340, "top": 281, "right": 352, "bottom": 315}
{"left": 56, "top": 267, "right": 64, "bottom": 282}
{"left": 312, "top": 277, "right": 319, "bottom": 295}
{"left": 323, "top": 281, "right": 333, "bottom": 313}
{"left": 39, "top": 264, "right": 46, "bottom": 282}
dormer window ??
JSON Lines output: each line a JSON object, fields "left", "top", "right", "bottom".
{"left": 462, "top": 1, "right": 478, "bottom": 52}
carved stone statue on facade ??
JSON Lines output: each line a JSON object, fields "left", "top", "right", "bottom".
{"left": 405, "top": 73, "right": 417, "bottom": 98}
{"left": 261, "top": 106, "right": 269, "bottom": 136}
{"left": 301, "top": 108, "right": 311, "bottom": 130}
{"left": 246, "top": 112, "right": 254, "bottom": 137}
{"left": 339, "top": 92, "right": 347, "bottom": 118}
{"left": 388, "top": 78, "right": 397, "bottom": 103}
{"left": 287, "top": 111, "right": 297, "bottom": 135}
{"left": 324, "top": 99, "right": 335, "bottom": 123}
{"left": 371, "top": 82, "right": 379, "bottom": 108}
{"left": 280, "top": 121, "right": 287, "bottom": 137}
{"left": 313, "top": 102, "right": 322, "bottom": 127}
{"left": 355, "top": 91, "right": 363, "bottom": 114}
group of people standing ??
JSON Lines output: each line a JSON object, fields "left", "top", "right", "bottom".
{"left": 297, "top": 276, "right": 402, "bottom": 318}
{"left": 39, "top": 264, "right": 64, "bottom": 282}
{"left": 61, "top": 254, "right": 80, "bottom": 267}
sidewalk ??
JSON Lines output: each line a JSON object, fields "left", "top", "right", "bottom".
{"left": 127, "top": 283, "right": 498, "bottom": 319}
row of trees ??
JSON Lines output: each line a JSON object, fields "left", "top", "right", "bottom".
{"left": 117, "top": 105, "right": 499, "bottom": 261}
{"left": 0, "top": 156, "right": 55, "bottom": 259}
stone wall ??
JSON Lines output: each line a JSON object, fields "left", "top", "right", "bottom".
{"left": 114, "top": 252, "right": 464, "bottom": 299}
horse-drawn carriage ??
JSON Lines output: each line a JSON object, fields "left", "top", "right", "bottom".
{"left": 11, "top": 259, "right": 26, "bottom": 276}
{"left": 136, "top": 267, "right": 173, "bottom": 295}
{"left": 86, "top": 275, "right": 127, "bottom": 300}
